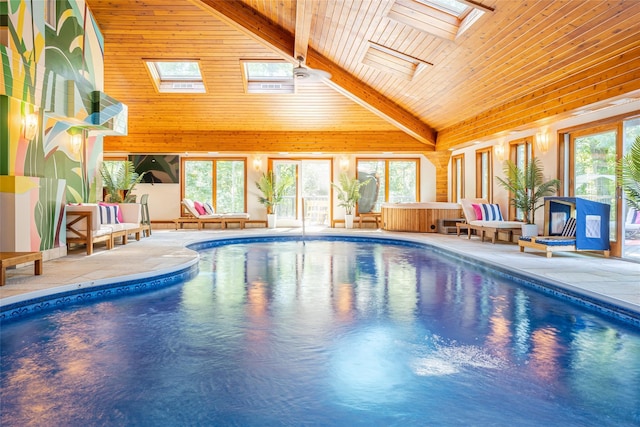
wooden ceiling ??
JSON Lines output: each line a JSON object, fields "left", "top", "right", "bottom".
{"left": 88, "top": 0, "right": 640, "bottom": 154}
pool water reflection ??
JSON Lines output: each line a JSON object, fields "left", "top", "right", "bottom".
{"left": 1, "top": 239, "right": 639, "bottom": 426}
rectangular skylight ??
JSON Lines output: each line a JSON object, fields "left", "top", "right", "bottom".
{"left": 241, "top": 60, "right": 294, "bottom": 94}
{"left": 145, "top": 60, "right": 206, "bottom": 93}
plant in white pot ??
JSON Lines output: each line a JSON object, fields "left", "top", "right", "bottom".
{"left": 332, "top": 173, "right": 370, "bottom": 229}
{"left": 496, "top": 157, "right": 560, "bottom": 237}
{"left": 256, "top": 171, "right": 294, "bottom": 228}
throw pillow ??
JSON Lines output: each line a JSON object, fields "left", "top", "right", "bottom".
{"left": 479, "top": 203, "right": 503, "bottom": 221}
{"left": 471, "top": 203, "right": 483, "bottom": 220}
{"left": 561, "top": 217, "right": 577, "bottom": 237}
{"left": 193, "top": 201, "right": 206, "bottom": 216}
{"left": 99, "top": 204, "right": 121, "bottom": 224}
{"left": 204, "top": 202, "right": 215, "bottom": 215}
{"left": 99, "top": 202, "right": 124, "bottom": 223}
{"left": 633, "top": 209, "right": 640, "bottom": 224}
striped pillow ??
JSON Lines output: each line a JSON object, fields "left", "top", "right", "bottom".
{"left": 561, "top": 217, "right": 577, "bottom": 237}
{"left": 479, "top": 203, "right": 503, "bottom": 221}
{"left": 99, "top": 205, "right": 121, "bottom": 224}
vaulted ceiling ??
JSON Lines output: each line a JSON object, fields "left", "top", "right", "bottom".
{"left": 88, "top": 0, "right": 640, "bottom": 154}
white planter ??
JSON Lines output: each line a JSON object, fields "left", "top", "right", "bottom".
{"left": 345, "top": 214, "right": 354, "bottom": 229}
{"left": 521, "top": 223, "right": 538, "bottom": 237}
{"left": 267, "top": 214, "right": 277, "bottom": 229}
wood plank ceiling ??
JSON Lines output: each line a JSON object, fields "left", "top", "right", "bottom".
{"left": 88, "top": 0, "right": 640, "bottom": 154}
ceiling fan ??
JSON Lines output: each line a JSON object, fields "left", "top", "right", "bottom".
{"left": 293, "top": 56, "right": 331, "bottom": 82}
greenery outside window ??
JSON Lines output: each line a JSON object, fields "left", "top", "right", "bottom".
{"left": 357, "top": 159, "right": 419, "bottom": 212}
{"left": 182, "top": 158, "right": 246, "bottom": 214}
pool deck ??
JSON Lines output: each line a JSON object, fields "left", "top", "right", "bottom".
{"left": 1, "top": 228, "right": 639, "bottom": 317}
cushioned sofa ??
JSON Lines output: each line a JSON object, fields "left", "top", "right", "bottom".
{"left": 66, "top": 203, "right": 143, "bottom": 255}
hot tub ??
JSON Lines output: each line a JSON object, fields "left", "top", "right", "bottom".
{"left": 381, "top": 202, "right": 462, "bottom": 232}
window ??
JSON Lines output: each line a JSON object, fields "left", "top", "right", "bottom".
{"left": 451, "top": 154, "right": 464, "bottom": 203}
{"left": 145, "top": 60, "right": 205, "bottom": 93}
{"left": 475, "top": 148, "right": 492, "bottom": 200}
{"left": 389, "top": 0, "right": 491, "bottom": 41}
{"left": 507, "top": 138, "right": 533, "bottom": 220}
{"left": 182, "top": 158, "right": 246, "bottom": 213}
{"left": 241, "top": 60, "right": 294, "bottom": 94}
{"left": 357, "top": 159, "right": 419, "bottom": 212}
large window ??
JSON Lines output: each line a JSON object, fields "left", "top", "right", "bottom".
{"left": 475, "top": 148, "right": 492, "bottom": 200}
{"left": 451, "top": 154, "right": 464, "bottom": 203}
{"left": 182, "top": 158, "right": 246, "bottom": 213}
{"left": 507, "top": 138, "right": 533, "bottom": 219}
{"left": 357, "top": 159, "right": 419, "bottom": 212}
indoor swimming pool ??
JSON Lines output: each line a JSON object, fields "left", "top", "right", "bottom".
{"left": 1, "top": 237, "right": 639, "bottom": 426}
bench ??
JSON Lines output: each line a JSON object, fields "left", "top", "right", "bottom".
{"left": 1, "top": 252, "right": 43, "bottom": 286}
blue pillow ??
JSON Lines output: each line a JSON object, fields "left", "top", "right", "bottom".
{"left": 99, "top": 205, "right": 121, "bottom": 224}
{"left": 479, "top": 203, "right": 503, "bottom": 221}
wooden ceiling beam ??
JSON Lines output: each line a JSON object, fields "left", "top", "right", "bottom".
{"left": 193, "top": 0, "right": 436, "bottom": 148}
{"left": 294, "top": 0, "right": 315, "bottom": 62}
{"left": 103, "top": 131, "right": 428, "bottom": 153}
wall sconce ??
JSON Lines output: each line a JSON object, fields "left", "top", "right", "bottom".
{"left": 339, "top": 156, "right": 350, "bottom": 171}
{"left": 536, "top": 131, "right": 550, "bottom": 154}
{"left": 494, "top": 142, "right": 505, "bottom": 162}
{"left": 23, "top": 112, "right": 38, "bottom": 140}
{"left": 253, "top": 156, "right": 263, "bottom": 172}
{"left": 70, "top": 133, "right": 83, "bottom": 154}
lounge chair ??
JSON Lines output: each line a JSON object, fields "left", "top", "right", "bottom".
{"left": 518, "top": 197, "right": 611, "bottom": 258}
{"left": 459, "top": 198, "right": 523, "bottom": 243}
{"left": 175, "top": 199, "right": 250, "bottom": 230}
{"left": 625, "top": 207, "right": 640, "bottom": 238}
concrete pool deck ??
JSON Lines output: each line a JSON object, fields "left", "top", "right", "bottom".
{"left": 1, "top": 228, "right": 639, "bottom": 317}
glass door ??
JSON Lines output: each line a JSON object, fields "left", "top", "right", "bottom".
{"left": 622, "top": 118, "right": 640, "bottom": 260}
{"left": 570, "top": 126, "right": 619, "bottom": 255}
{"left": 273, "top": 159, "right": 331, "bottom": 225}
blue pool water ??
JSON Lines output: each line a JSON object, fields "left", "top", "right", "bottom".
{"left": 1, "top": 238, "right": 639, "bottom": 426}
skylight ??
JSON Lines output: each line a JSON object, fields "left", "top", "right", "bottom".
{"left": 241, "top": 60, "right": 294, "bottom": 94}
{"left": 145, "top": 60, "right": 205, "bottom": 93}
{"left": 389, "top": 0, "right": 491, "bottom": 40}
{"left": 420, "top": 0, "right": 469, "bottom": 17}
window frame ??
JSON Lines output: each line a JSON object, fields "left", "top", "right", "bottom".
{"left": 451, "top": 154, "right": 464, "bottom": 203}
{"left": 356, "top": 158, "right": 421, "bottom": 211}
{"left": 180, "top": 157, "right": 247, "bottom": 215}
{"left": 475, "top": 147, "right": 492, "bottom": 201}
{"left": 145, "top": 60, "right": 206, "bottom": 94}
{"left": 241, "top": 59, "right": 295, "bottom": 94}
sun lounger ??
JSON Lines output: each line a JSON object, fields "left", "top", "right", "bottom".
{"left": 459, "top": 198, "right": 523, "bottom": 243}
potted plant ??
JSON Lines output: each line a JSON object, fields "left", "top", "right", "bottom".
{"left": 332, "top": 173, "right": 371, "bottom": 229}
{"left": 256, "top": 171, "right": 294, "bottom": 228}
{"left": 617, "top": 135, "right": 640, "bottom": 210}
{"left": 496, "top": 157, "right": 560, "bottom": 236}
{"left": 100, "top": 160, "right": 146, "bottom": 203}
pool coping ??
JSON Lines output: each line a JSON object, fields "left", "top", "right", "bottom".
{"left": 1, "top": 232, "right": 638, "bottom": 326}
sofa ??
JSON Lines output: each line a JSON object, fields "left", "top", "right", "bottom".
{"left": 66, "top": 203, "right": 143, "bottom": 255}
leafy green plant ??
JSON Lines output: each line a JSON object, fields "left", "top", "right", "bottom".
{"left": 100, "top": 160, "right": 146, "bottom": 203}
{"left": 496, "top": 157, "right": 560, "bottom": 224}
{"left": 617, "top": 135, "right": 640, "bottom": 210}
{"left": 256, "top": 171, "right": 294, "bottom": 214}
{"left": 332, "top": 173, "right": 371, "bottom": 215}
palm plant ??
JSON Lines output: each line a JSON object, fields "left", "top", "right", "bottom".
{"left": 332, "top": 173, "right": 371, "bottom": 215}
{"left": 100, "top": 160, "right": 146, "bottom": 203}
{"left": 256, "top": 171, "right": 294, "bottom": 214}
{"left": 617, "top": 135, "right": 640, "bottom": 210}
{"left": 496, "top": 157, "right": 560, "bottom": 224}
